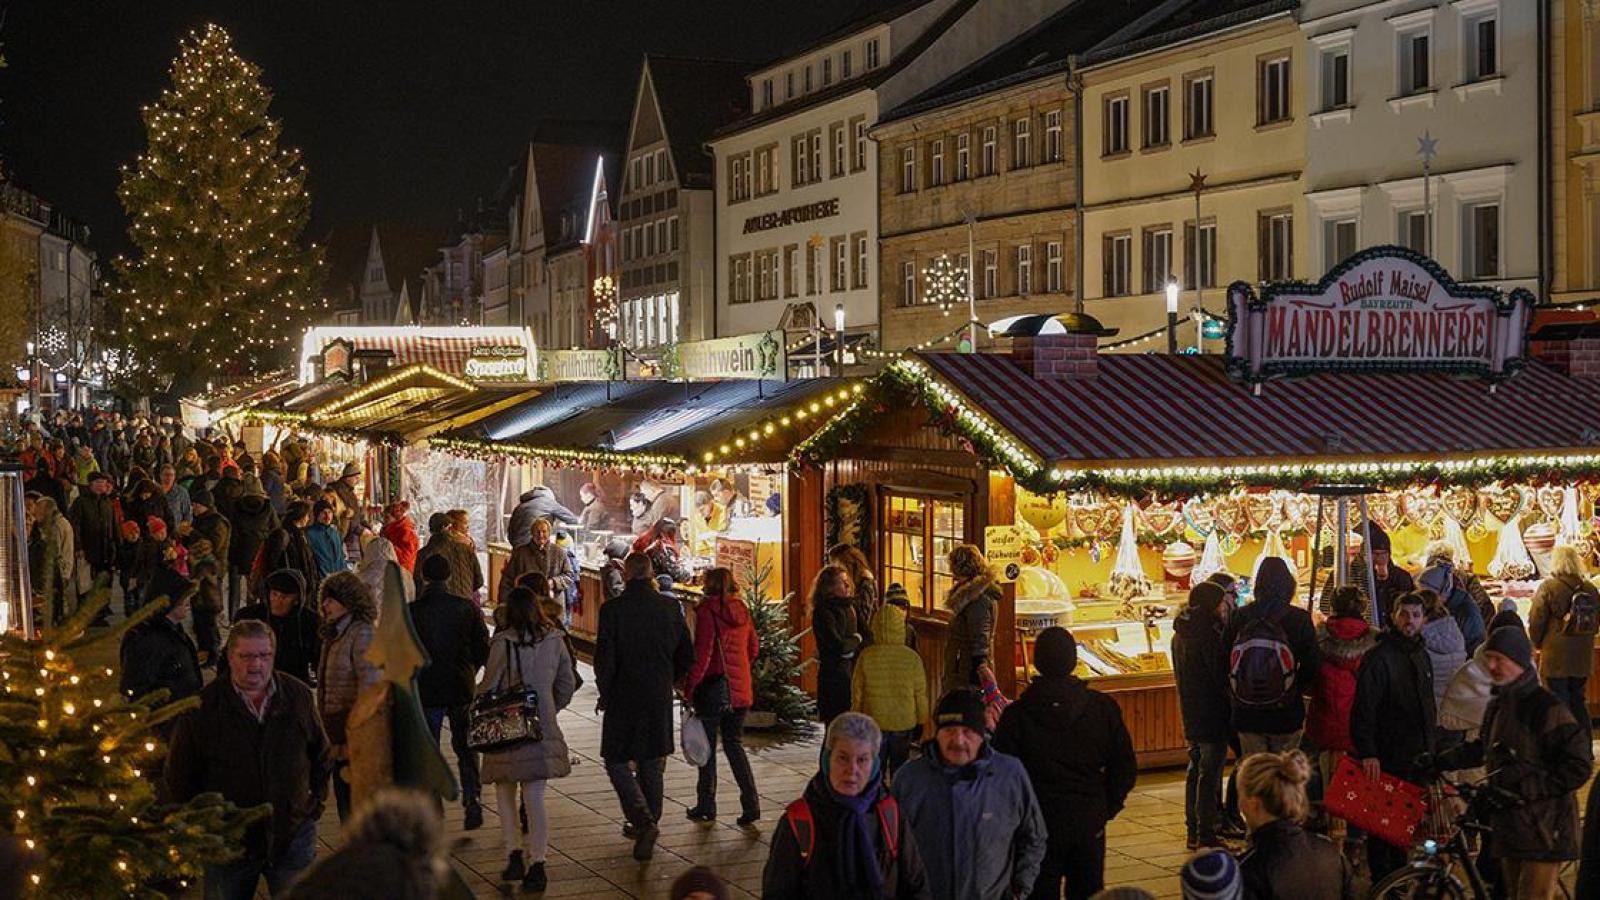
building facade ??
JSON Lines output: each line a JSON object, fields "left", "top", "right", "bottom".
{"left": 1552, "top": 0, "right": 1600, "bottom": 304}
{"left": 1079, "top": 2, "right": 1307, "bottom": 346}
{"left": 1299, "top": 0, "right": 1540, "bottom": 295}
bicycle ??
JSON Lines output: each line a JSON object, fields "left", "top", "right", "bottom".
{"left": 1367, "top": 775, "right": 1572, "bottom": 900}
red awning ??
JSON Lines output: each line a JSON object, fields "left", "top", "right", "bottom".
{"left": 917, "top": 351, "right": 1600, "bottom": 466}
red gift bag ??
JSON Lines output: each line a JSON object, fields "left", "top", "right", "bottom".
{"left": 1323, "top": 755, "right": 1429, "bottom": 848}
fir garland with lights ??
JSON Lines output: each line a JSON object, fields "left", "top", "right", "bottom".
{"left": 0, "top": 581, "right": 266, "bottom": 897}
{"left": 114, "top": 24, "right": 325, "bottom": 391}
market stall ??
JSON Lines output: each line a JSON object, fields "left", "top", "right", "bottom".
{"left": 793, "top": 247, "right": 1600, "bottom": 765}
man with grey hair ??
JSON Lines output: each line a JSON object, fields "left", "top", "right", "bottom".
{"left": 160, "top": 463, "right": 193, "bottom": 529}
{"left": 764, "top": 712, "right": 930, "bottom": 898}
{"left": 167, "top": 618, "right": 331, "bottom": 900}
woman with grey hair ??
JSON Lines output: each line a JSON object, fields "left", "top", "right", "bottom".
{"left": 762, "top": 712, "right": 931, "bottom": 899}
{"left": 317, "top": 570, "right": 382, "bottom": 821}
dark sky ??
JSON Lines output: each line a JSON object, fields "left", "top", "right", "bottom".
{"left": 1, "top": 1, "right": 864, "bottom": 261}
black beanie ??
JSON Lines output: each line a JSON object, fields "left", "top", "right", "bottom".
{"left": 427, "top": 512, "right": 449, "bottom": 535}
{"left": 933, "top": 688, "right": 988, "bottom": 735}
{"left": 420, "top": 553, "right": 451, "bottom": 583}
{"left": 266, "top": 570, "right": 302, "bottom": 596}
{"left": 1034, "top": 626, "right": 1078, "bottom": 677}
{"left": 1485, "top": 624, "right": 1534, "bottom": 670}
{"left": 1188, "top": 581, "right": 1225, "bottom": 610}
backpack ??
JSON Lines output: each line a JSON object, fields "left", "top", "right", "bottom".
{"left": 785, "top": 795, "right": 901, "bottom": 867}
{"left": 1229, "top": 606, "right": 1297, "bottom": 709}
{"left": 1560, "top": 576, "right": 1600, "bottom": 637}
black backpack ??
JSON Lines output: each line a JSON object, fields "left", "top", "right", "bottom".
{"left": 1229, "top": 606, "right": 1297, "bottom": 709}
{"left": 1561, "top": 576, "right": 1600, "bottom": 637}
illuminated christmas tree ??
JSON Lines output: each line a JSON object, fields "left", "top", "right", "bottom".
{"left": 114, "top": 23, "right": 323, "bottom": 390}
{"left": 0, "top": 582, "right": 265, "bottom": 897}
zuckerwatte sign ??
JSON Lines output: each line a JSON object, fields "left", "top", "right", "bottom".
{"left": 1225, "top": 247, "right": 1534, "bottom": 382}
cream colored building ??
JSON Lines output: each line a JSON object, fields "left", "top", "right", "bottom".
{"left": 1079, "top": 4, "right": 1307, "bottom": 347}
{"left": 1552, "top": 0, "right": 1600, "bottom": 305}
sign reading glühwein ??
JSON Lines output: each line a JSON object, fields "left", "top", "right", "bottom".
{"left": 1225, "top": 246, "right": 1534, "bottom": 382}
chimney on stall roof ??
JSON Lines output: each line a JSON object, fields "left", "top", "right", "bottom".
{"left": 1007, "top": 313, "right": 1113, "bottom": 381}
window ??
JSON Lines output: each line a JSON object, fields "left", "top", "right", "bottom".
{"left": 630, "top": 156, "right": 643, "bottom": 192}
{"left": 644, "top": 153, "right": 655, "bottom": 185}
{"left": 622, "top": 229, "right": 633, "bottom": 262}
{"left": 1103, "top": 233, "right": 1132, "bottom": 296}
{"left": 842, "top": 50, "right": 853, "bottom": 79}
{"left": 852, "top": 117, "right": 868, "bottom": 172}
{"left": 1465, "top": 11, "right": 1497, "bottom": 80}
{"left": 981, "top": 126, "right": 997, "bottom": 175}
{"left": 822, "top": 57, "right": 833, "bottom": 87}
{"left": 1324, "top": 218, "right": 1357, "bottom": 266}
{"left": 729, "top": 154, "right": 750, "bottom": 202}
{"left": 832, "top": 123, "right": 848, "bottom": 178}
{"left": 853, "top": 233, "right": 869, "bottom": 289}
{"left": 645, "top": 222, "right": 656, "bottom": 257}
{"left": 930, "top": 139, "right": 945, "bottom": 186}
{"left": 1400, "top": 29, "right": 1431, "bottom": 94}
{"left": 900, "top": 146, "right": 917, "bottom": 193}
{"left": 902, "top": 260, "right": 916, "bottom": 305}
{"left": 1183, "top": 221, "right": 1217, "bottom": 289}
{"left": 1104, "top": 94, "right": 1129, "bottom": 155}
{"left": 1258, "top": 211, "right": 1293, "bottom": 281}
{"left": 1142, "top": 86, "right": 1169, "bottom": 148}
{"left": 982, "top": 250, "right": 997, "bottom": 299}
{"left": 657, "top": 219, "right": 667, "bottom": 255}
{"left": 1465, "top": 202, "right": 1500, "bottom": 278}
{"left": 1013, "top": 116, "right": 1032, "bottom": 167}
{"left": 809, "top": 131, "right": 823, "bottom": 183}
{"left": 655, "top": 149, "right": 667, "bottom": 182}
{"left": 1184, "top": 72, "right": 1214, "bottom": 139}
{"left": 1016, "top": 244, "right": 1032, "bottom": 295}
{"left": 786, "top": 71, "right": 795, "bottom": 100}
{"left": 882, "top": 492, "right": 966, "bottom": 612}
{"left": 731, "top": 254, "right": 751, "bottom": 304}
{"left": 784, "top": 244, "right": 799, "bottom": 297}
{"left": 755, "top": 145, "right": 775, "bottom": 196}
{"left": 757, "top": 249, "right": 774, "bottom": 301}
{"left": 805, "top": 242, "right": 819, "bottom": 295}
{"left": 1143, "top": 227, "right": 1173, "bottom": 294}
{"left": 865, "top": 39, "right": 880, "bottom": 70}
{"left": 1399, "top": 210, "right": 1428, "bottom": 253}
{"left": 669, "top": 216, "right": 680, "bottom": 251}
{"left": 761, "top": 79, "right": 773, "bottom": 109}
{"left": 1046, "top": 241, "right": 1063, "bottom": 292}
{"left": 804, "top": 65, "right": 814, "bottom": 93}
{"left": 1036, "top": 110, "right": 1062, "bottom": 161}
{"left": 832, "top": 237, "right": 847, "bottom": 292}
{"left": 793, "top": 133, "right": 811, "bottom": 186}
{"left": 956, "top": 133, "right": 971, "bottom": 179}
{"left": 1321, "top": 47, "right": 1351, "bottom": 110}
{"left": 1258, "top": 56, "right": 1291, "bottom": 124}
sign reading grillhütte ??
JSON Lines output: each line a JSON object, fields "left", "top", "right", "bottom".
{"left": 1225, "top": 247, "right": 1534, "bottom": 382}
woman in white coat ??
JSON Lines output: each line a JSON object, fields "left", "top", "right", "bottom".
{"left": 479, "top": 585, "right": 576, "bottom": 893}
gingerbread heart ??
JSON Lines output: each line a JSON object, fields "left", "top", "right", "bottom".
{"left": 1212, "top": 496, "right": 1248, "bottom": 536}
{"left": 1244, "top": 494, "right": 1280, "bottom": 531}
{"left": 1403, "top": 492, "right": 1442, "bottom": 530}
{"left": 1481, "top": 486, "right": 1527, "bottom": 524}
{"left": 1366, "top": 494, "right": 1401, "bottom": 532}
{"left": 1140, "top": 501, "right": 1181, "bottom": 537}
{"left": 1442, "top": 486, "right": 1479, "bottom": 526}
{"left": 1182, "top": 497, "right": 1214, "bottom": 536}
{"left": 1537, "top": 486, "right": 1565, "bottom": 521}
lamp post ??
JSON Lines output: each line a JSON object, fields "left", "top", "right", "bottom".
{"left": 1165, "top": 277, "right": 1180, "bottom": 354}
{"left": 834, "top": 302, "right": 846, "bottom": 374}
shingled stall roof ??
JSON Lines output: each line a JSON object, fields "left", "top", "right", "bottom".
{"left": 794, "top": 350, "right": 1600, "bottom": 498}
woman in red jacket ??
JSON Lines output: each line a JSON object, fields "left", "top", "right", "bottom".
{"left": 1303, "top": 585, "right": 1376, "bottom": 850}
{"left": 379, "top": 501, "right": 419, "bottom": 572}
{"left": 684, "top": 566, "right": 761, "bottom": 826}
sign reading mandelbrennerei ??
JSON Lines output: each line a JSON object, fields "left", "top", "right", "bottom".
{"left": 539, "top": 349, "right": 619, "bottom": 382}
{"left": 1225, "top": 246, "right": 1534, "bottom": 382}
{"left": 677, "top": 331, "right": 787, "bottom": 381}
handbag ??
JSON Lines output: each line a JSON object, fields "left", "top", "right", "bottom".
{"left": 467, "top": 636, "right": 543, "bottom": 752}
{"left": 680, "top": 704, "right": 712, "bottom": 768}
{"left": 692, "top": 616, "right": 733, "bottom": 718}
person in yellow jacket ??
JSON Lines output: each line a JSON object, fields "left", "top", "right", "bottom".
{"left": 851, "top": 584, "right": 930, "bottom": 778}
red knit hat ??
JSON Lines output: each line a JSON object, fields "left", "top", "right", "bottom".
{"left": 146, "top": 516, "right": 168, "bottom": 540}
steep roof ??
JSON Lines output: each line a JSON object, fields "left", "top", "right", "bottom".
{"left": 374, "top": 223, "right": 451, "bottom": 296}
{"left": 1077, "top": 0, "right": 1297, "bottom": 67}
{"left": 643, "top": 55, "right": 751, "bottom": 189}
{"left": 530, "top": 143, "right": 603, "bottom": 252}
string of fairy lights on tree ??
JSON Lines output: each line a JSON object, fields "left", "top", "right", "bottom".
{"left": 112, "top": 23, "right": 325, "bottom": 390}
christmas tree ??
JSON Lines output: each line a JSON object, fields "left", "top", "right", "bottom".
{"left": 0, "top": 580, "right": 265, "bottom": 897}
{"left": 743, "top": 561, "right": 816, "bottom": 730}
{"left": 114, "top": 23, "right": 323, "bottom": 391}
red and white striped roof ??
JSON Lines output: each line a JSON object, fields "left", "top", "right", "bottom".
{"left": 916, "top": 351, "right": 1600, "bottom": 466}
{"left": 297, "top": 327, "right": 535, "bottom": 384}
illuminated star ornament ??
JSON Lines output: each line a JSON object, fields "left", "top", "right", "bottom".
{"left": 1417, "top": 130, "right": 1439, "bottom": 164}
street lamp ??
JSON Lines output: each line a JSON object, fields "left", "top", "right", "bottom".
{"left": 1165, "top": 277, "right": 1180, "bottom": 354}
{"left": 834, "top": 303, "right": 846, "bottom": 372}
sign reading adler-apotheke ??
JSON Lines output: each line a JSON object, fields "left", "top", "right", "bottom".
{"left": 677, "top": 331, "right": 786, "bottom": 380}
{"left": 742, "top": 199, "right": 840, "bottom": 234}
{"left": 1226, "top": 247, "right": 1534, "bottom": 382}
{"left": 464, "top": 345, "right": 532, "bottom": 381}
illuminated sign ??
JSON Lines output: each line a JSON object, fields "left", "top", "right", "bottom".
{"left": 677, "top": 331, "right": 787, "bottom": 381}
{"left": 464, "top": 345, "right": 531, "bottom": 381}
{"left": 540, "top": 349, "right": 619, "bottom": 382}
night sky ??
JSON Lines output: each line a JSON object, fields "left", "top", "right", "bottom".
{"left": 2, "top": 1, "right": 864, "bottom": 261}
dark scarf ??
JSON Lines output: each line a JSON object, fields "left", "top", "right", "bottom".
{"left": 825, "top": 771, "right": 886, "bottom": 894}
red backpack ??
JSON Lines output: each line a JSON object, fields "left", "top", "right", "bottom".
{"left": 785, "top": 795, "right": 901, "bottom": 865}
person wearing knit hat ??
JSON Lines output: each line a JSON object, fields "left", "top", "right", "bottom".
{"left": 669, "top": 865, "right": 730, "bottom": 900}
{"left": 893, "top": 688, "right": 1048, "bottom": 900}
{"left": 878, "top": 581, "right": 920, "bottom": 652}
{"left": 993, "top": 626, "right": 1137, "bottom": 899}
{"left": 1365, "top": 523, "right": 1416, "bottom": 625}
{"left": 1484, "top": 623, "right": 1535, "bottom": 672}
{"left": 1224, "top": 557, "right": 1319, "bottom": 755}
{"left": 850, "top": 588, "right": 928, "bottom": 777}
{"left": 306, "top": 499, "right": 350, "bottom": 580}
{"left": 1180, "top": 850, "right": 1241, "bottom": 900}
{"left": 1174, "top": 581, "right": 1236, "bottom": 849}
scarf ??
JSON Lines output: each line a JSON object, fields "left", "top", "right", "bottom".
{"left": 826, "top": 773, "right": 886, "bottom": 895}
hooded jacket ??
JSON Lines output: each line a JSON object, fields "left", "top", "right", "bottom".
{"left": 258, "top": 521, "right": 320, "bottom": 596}
{"left": 891, "top": 742, "right": 1049, "bottom": 900}
{"left": 1224, "top": 595, "right": 1320, "bottom": 735}
{"left": 234, "top": 568, "right": 321, "bottom": 685}
{"left": 1305, "top": 616, "right": 1377, "bottom": 752}
{"left": 993, "top": 673, "right": 1137, "bottom": 841}
{"left": 317, "top": 614, "right": 380, "bottom": 747}
{"left": 1172, "top": 604, "right": 1233, "bottom": 743}
{"left": 851, "top": 604, "right": 929, "bottom": 733}
{"left": 1350, "top": 629, "right": 1436, "bottom": 780}
{"left": 379, "top": 517, "right": 418, "bottom": 572}
{"left": 941, "top": 574, "right": 999, "bottom": 691}
{"left": 686, "top": 590, "right": 760, "bottom": 710}
{"left": 1421, "top": 616, "right": 1468, "bottom": 716}
{"left": 1528, "top": 573, "right": 1599, "bottom": 679}
{"left": 507, "top": 487, "right": 578, "bottom": 548}
{"left": 227, "top": 492, "right": 279, "bottom": 572}
{"left": 1418, "top": 563, "right": 1488, "bottom": 654}
{"left": 762, "top": 773, "right": 932, "bottom": 900}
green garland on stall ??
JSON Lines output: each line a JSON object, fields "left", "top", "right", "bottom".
{"left": 792, "top": 359, "right": 1600, "bottom": 501}
{"left": 825, "top": 483, "right": 872, "bottom": 558}
{"left": 430, "top": 435, "right": 687, "bottom": 473}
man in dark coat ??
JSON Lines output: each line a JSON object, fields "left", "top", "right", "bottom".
{"left": 410, "top": 554, "right": 490, "bottom": 830}
{"left": 257, "top": 500, "right": 319, "bottom": 601}
{"left": 226, "top": 490, "right": 278, "bottom": 617}
{"left": 234, "top": 569, "right": 321, "bottom": 686}
{"left": 1350, "top": 590, "right": 1436, "bottom": 879}
{"left": 1171, "top": 581, "right": 1234, "bottom": 849}
{"left": 506, "top": 486, "right": 578, "bottom": 549}
{"left": 166, "top": 618, "right": 331, "bottom": 899}
{"left": 1224, "top": 556, "right": 1320, "bottom": 753}
{"left": 1367, "top": 525, "right": 1415, "bottom": 626}
{"left": 69, "top": 471, "right": 120, "bottom": 587}
{"left": 994, "top": 629, "right": 1136, "bottom": 900}
{"left": 594, "top": 552, "right": 693, "bottom": 861}
{"left": 187, "top": 484, "right": 231, "bottom": 577}
{"left": 120, "top": 586, "right": 203, "bottom": 706}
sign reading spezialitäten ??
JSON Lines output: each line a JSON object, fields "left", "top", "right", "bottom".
{"left": 464, "top": 345, "right": 531, "bottom": 381}
{"left": 1225, "top": 246, "right": 1534, "bottom": 382}
{"left": 742, "top": 199, "right": 840, "bottom": 235}
{"left": 677, "top": 331, "right": 787, "bottom": 381}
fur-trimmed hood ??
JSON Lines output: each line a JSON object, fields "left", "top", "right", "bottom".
{"left": 945, "top": 573, "right": 999, "bottom": 615}
{"left": 1317, "top": 616, "right": 1377, "bottom": 670}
